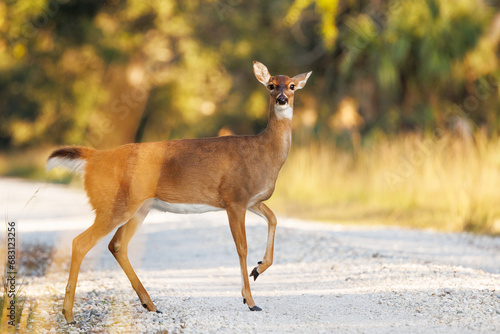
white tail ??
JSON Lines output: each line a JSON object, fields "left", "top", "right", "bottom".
{"left": 47, "top": 61, "right": 312, "bottom": 323}
{"left": 47, "top": 147, "right": 93, "bottom": 175}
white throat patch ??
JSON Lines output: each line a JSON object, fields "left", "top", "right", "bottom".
{"left": 275, "top": 104, "right": 293, "bottom": 120}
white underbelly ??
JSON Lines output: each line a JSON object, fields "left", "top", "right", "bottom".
{"left": 152, "top": 198, "right": 222, "bottom": 214}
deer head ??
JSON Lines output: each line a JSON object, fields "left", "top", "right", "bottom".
{"left": 253, "top": 61, "right": 312, "bottom": 120}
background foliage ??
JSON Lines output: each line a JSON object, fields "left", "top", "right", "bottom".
{"left": 2, "top": 0, "right": 500, "bottom": 233}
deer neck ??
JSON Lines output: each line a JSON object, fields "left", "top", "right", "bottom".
{"left": 261, "top": 102, "right": 293, "bottom": 165}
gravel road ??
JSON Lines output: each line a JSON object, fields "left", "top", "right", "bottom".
{"left": 1, "top": 178, "right": 500, "bottom": 333}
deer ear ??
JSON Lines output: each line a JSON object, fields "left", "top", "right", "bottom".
{"left": 253, "top": 61, "right": 271, "bottom": 86}
{"left": 291, "top": 71, "right": 312, "bottom": 90}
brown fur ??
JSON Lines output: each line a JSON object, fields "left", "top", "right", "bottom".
{"left": 48, "top": 61, "right": 311, "bottom": 322}
{"left": 48, "top": 146, "right": 90, "bottom": 161}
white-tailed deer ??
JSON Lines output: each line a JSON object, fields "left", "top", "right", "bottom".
{"left": 47, "top": 61, "right": 312, "bottom": 323}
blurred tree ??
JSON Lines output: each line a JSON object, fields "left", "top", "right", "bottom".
{"left": 1, "top": 0, "right": 500, "bottom": 151}
{"left": 289, "top": 0, "right": 500, "bottom": 136}
{"left": 0, "top": 0, "right": 318, "bottom": 149}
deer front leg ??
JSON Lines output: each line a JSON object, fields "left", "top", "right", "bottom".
{"left": 226, "top": 204, "right": 262, "bottom": 311}
{"left": 248, "top": 202, "right": 277, "bottom": 281}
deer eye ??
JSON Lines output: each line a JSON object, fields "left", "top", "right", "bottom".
{"left": 290, "top": 84, "right": 295, "bottom": 90}
{"left": 268, "top": 84, "right": 275, "bottom": 90}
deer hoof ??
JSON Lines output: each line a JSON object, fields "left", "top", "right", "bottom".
{"left": 249, "top": 266, "right": 260, "bottom": 281}
{"left": 249, "top": 305, "right": 262, "bottom": 311}
{"left": 143, "top": 303, "right": 161, "bottom": 314}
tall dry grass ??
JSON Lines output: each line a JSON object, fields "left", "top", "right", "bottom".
{"left": 2, "top": 133, "right": 500, "bottom": 233}
{"left": 270, "top": 132, "right": 500, "bottom": 234}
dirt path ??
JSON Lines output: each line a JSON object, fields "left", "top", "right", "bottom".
{"left": 1, "top": 178, "right": 500, "bottom": 333}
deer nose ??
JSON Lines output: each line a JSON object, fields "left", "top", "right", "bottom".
{"left": 277, "top": 95, "right": 288, "bottom": 105}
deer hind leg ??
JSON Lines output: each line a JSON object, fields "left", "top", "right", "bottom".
{"left": 108, "top": 200, "right": 160, "bottom": 313}
{"left": 249, "top": 202, "right": 277, "bottom": 281}
{"left": 226, "top": 204, "right": 262, "bottom": 311}
{"left": 62, "top": 214, "right": 119, "bottom": 323}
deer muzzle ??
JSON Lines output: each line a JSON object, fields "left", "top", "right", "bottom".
{"left": 277, "top": 95, "right": 288, "bottom": 105}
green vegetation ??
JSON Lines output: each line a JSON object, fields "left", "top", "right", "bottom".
{"left": 0, "top": 279, "right": 35, "bottom": 332}
{"left": 0, "top": 238, "right": 56, "bottom": 331}
{"left": 2, "top": 0, "right": 500, "bottom": 233}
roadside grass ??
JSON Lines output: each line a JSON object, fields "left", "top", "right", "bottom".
{"left": 0, "top": 146, "right": 72, "bottom": 184}
{"left": 0, "top": 278, "right": 35, "bottom": 333}
{"left": 2, "top": 132, "right": 500, "bottom": 234}
{"left": 0, "top": 231, "right": 55, "bottom": 332}
{"left": 270, "top": 132, "right": 500, "bottom": 234}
